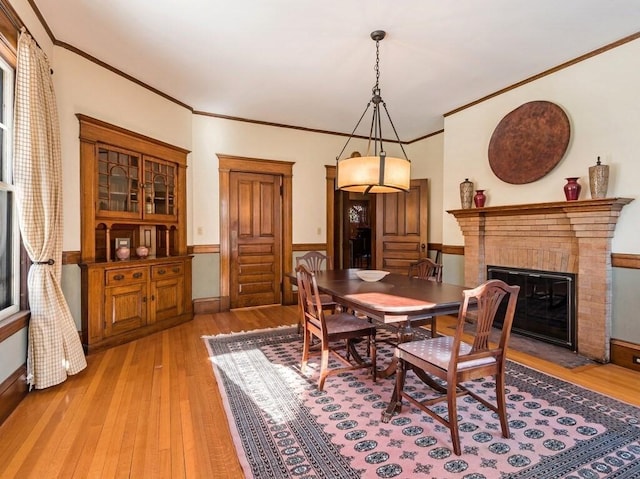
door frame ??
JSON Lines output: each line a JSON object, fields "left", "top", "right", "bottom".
{"left": 325, "top": 165, "right": 377, "bottom": 269}
{"left": 326, "top": 166, "right": 337, "bottom": 266}
{"left": 218, "top": 154, "right": 294, "bottom": 310}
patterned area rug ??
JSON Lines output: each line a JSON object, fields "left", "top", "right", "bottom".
{"left": 204, "top": 327, "right": 640, "bottom": 479}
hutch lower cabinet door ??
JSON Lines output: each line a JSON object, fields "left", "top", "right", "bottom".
{"left": 81, "top": 257, "right": 192, "bottom": 353}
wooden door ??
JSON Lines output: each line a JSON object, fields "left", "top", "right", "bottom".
{"left": 229, "top": 171, "right": 282, "bottom": 308}
{"left": 374, "top": 178, "right": 428, "bottom": 274}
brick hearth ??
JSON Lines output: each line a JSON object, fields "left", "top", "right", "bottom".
{"left": 448, "top": 198, "right": 632, "bottom": 362}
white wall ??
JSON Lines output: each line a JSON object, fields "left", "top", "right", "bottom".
{"left": 52, "top": 48, "right": 193, "bottom": 251}
{"left": 441, "top": 38, "right": 640, "bottom": 343}
{"left": 192, "top": 115, "right": 361, "bottom": 245}
{"left": 408, "top": 133, "right": 444, "bottom": 244}
{"left": 443, "top": 39, "right": 640, "bottom": 254}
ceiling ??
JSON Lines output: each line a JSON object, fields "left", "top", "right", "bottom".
{"left": 33, "top": 0, "right": 640, "bottom": 141}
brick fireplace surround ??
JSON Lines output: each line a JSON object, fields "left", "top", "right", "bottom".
{"left": 448, "top": 198, "right": 632, "bottom": 362}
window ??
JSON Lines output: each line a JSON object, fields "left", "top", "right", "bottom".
{"left": 0, "top": 54, "right": 17, "bottom": 320}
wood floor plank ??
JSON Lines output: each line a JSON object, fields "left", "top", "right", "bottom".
{"left": 88, "top": 342, "right": 137, "bottom": 478}
{"left": 1, "top": 304, "right": 638, "bottom": 479}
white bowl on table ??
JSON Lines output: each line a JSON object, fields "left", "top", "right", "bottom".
{"left": 356, "top": 270, "right": 390, "bottom": 282}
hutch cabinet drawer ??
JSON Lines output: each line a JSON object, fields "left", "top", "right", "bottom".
{"left": 151, "top": 263, "right": 183, "bottom": 280}
{"left": 106, "top": 267, "right": 148, "bottom": 285}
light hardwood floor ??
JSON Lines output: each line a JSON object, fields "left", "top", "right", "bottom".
{"left": 1, "top": 305, "right": 638, "bottom": 478}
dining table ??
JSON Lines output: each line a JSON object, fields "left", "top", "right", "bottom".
{"left": 290, "top": 268, "right": 471, "bottom": 378}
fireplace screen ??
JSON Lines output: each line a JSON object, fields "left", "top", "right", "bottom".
{"left": 487, "top": 266, "right": 576, "bottom": 350}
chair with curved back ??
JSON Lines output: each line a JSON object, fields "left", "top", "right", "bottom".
{"left": 382, "top": 279, "right": 520, "bottom": 455}
{"left": 408, "top": 257, "right": 443, "bottom": 282}
{"left": 296, "top": 251, "right": 332, "bottom": 273}
{"left": 295, "top": 252, "right": 338, "bottom": 333}
{"left": 405, "top": 257, "right": 444, "bottom": 337}
{"left": 296, "top": 264, "right": 377, "bottom": 390}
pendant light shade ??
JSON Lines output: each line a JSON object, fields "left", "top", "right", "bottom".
{"left": 335, "top": 30, "right": 411, "bottom": 194}
{"left": 337, "top": 153, "right": 411, "bottom": 193}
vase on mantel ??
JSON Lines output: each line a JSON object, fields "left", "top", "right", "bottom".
{"left": 563, "top": 177, "right": 581, "bottom": 201}
{"left": 589, "top": 157, "right": 609, "bottom": 199}
{"left": 473, "top": 190, "right": 486, "bottom": 208}
{"left": 459, "top": 178, "right": 474, "bottom": 209}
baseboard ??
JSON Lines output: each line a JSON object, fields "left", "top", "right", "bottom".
{"left": 193, "top": 297, "right": 221, "bottom": 314}
{"left": 0, "top": 364, "right": 28, "bottom": 426}
{"left": 610, "top": 339, "right": 640, "bottom": 372}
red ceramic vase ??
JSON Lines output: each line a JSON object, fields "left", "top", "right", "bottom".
{"left": 564, "top": 177, "right": 581, "bottom": 201}
{"left": 473, "top": 190, "right": 486, "bottom": 207}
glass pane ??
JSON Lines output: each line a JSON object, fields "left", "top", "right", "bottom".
{"left": 0, "top": 189, "right": 12, "bottom": 309}
{"left": 154, "top": 174, "right": 166, "bottom": 214}
{"left": 97, "top": 146, "right": 141, "bottom": 214}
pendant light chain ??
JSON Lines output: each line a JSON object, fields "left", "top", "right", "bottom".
{"left": 373, "top": 37, "right": 380, "bottom": 95}
{"left": 334, "top": 29, "right": 411, "bottom": 193}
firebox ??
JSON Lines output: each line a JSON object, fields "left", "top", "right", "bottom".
{"left": 487, "top": 266, "right": 576, "bottom": 350}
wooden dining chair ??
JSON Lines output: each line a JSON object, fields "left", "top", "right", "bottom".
{"left": 296, "top": 264, "right": 377, "bottom": 391}
{"left": 382, "top": 279, "right": 520, "bottom": 455}
{"left": 408, "top": 257, "right": 443, "bottom": 282}
{"left": 296, "top": 251, "right": 332, "bottom": 273}
{"left": 402, "top": 257, "right": 444, "bottom": 337}
{"left": 295, "top": 252, "right": 338, "bottom": 333}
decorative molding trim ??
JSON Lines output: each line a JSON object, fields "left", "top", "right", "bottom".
{"left": 0, "top": 310, "right": 29, "bottom": 343}
{"left": 62, "top": 250, "right": 81, "bottom": 265}
{"left": 17, "top": 1, "right": 640, "bottom": 145}
{"left": 188, "top": 244, "right": 220, "bottom": 254}
{"left": 0, "top": 365, "right": 27, "bottom": 426}
{"left": 445, "top": 32, "right": 640, "bottom": 118}
{"left": 194, "top": 110, "right": 384, "bottom": 142}
{"left": 406, "top": 129, "right": 444, "bottom": 144}
{"left": 611, "top": 339, "right": 640, "bottom": 372}
{"left": 612, "top": 253, "right": 640, "bottom": 269}
{"left": 62, "top": 42, "right": 193, "bottom": 111}
{"left": 293, "top": 243, "right": 327, "bottom": 252}
{"left": 442, "top": 245, "right": 464, "bottom": 255}
{"left": 428, "top": 242, "right": 442, "bottom": 252}
{"left": 154, "top": 247, "right": 638, "bottom": 266}
{"left": 193, "top": 298, "right": 221, "bottom": 314}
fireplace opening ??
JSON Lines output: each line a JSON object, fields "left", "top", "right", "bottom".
{"left": 487, "top": 266, "right": 576, "bottom": 351}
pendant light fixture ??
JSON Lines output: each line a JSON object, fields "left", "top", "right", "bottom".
{"left": 336, "top": 30, "right": 411, "bottom": 194}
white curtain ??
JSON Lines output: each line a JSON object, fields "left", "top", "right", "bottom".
{"left": 13, "top": 30, "right": 87, "bottom": 389}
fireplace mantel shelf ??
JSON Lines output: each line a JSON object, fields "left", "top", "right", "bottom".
{"left": 447, "top": 197, "right": 633, "bottom": 218}
{"left": 448, "top": 196, "right": 633, "bottom": 363}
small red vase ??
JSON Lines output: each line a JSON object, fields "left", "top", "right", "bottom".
{"left": 564, "top": 177, "right": 581, "bottom": 201}
{"left": 473, "top": 190, "right": 486, "bottom": 207}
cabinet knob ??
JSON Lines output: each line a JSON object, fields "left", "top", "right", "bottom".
{"left": 133, "top": 272, "right": 143, "bottom": 279}
{"left": 113, "top": 274, "right": 124, "bottom": 281}
{"left": 142, "top": 296, "right": 147, "bottom": 303}
{"left": 158, "top": 269, "right": 166, "bottom": 275}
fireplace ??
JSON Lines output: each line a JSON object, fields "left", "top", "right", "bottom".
{"left": 487, "top": 266, "right": 576, "bottom": 350}
{"left": 448, "top": 198, "right": 632, "bottom": 362}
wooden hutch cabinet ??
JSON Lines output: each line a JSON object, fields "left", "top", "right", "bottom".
{"left": 78, "top": 115, "right": 193, "bottom": 353}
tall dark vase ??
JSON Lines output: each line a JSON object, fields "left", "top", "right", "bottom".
{"left": 473, "top": 190, "right": 486, "bottom": 207}
{"left": 564, "top": 177, "right": 581, "bottom": 201}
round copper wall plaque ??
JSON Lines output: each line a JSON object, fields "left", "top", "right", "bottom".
{"left": 488, "top": 101, "right": 570, "bottom": 184}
